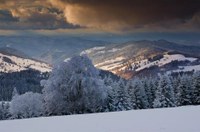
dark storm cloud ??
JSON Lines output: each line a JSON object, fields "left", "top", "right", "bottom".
{"left": 0, "top": 0, "right": 79, "bottom": 30}
{"left": 50, "top": 0, "right": 200, "bottom": 31}
{"left": 0, "top": 0, "right": 200, "bottom": 31}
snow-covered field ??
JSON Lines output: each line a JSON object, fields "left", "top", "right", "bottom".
{"left": 135, "top": 54, "right": 197, "bottom": 72}
{"left": 0, "top": 106, "right": 200, "bottom": 132}
{"left": 94, "top": 53, "right": 200, "bottom": 74}
{"left": 168, "top": 65, "right": 200, "bottom": 74}
{"left": 95, "top": 56, "right": 125, "bottom": 71}
{"left": 82, "top": 46, "right": 121, "bottom": 55}
{"left": 0, "top": 53, "right": 52, "bottom": 73}
{"left": 82, "top": 46, "right": 105, "bottom": 54}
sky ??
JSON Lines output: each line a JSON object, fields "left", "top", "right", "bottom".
{"left": 0, "top": 0, "right": 200, "bottom": 40}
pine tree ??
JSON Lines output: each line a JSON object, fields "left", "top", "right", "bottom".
{"left": 177, "top": 75, "right": 194, "bottom": 106}
{"left": 126, "top": 80, "right": 137, "bottom": 109}
{"left": 153, "top": 88, "right": 165, "bottom": 108}
{"left": 132, "top": 78, "right": 148, "bottom": 109}
{"left": 0, "top": 102, "right": 10, "bottom": 120}
{"left": 193, "top": 72, "right": 200, "bottom": 104}
{"left": 172, "top": 75, "right": 182, "bottom": 106}
{"left": 103, "top": 76, "right": 118, "bottom": 112}
{"left": 153, "top": 75, "right": 175, "bottom": 108}
{"left": 12, "top": 87, "right": 19, "bottom": 99}
{"left": 142, "top": 77, "right": 154, "bottom": 108}
{"left": 115, "top": 79, "right": 131, "bottom": 111}
{"left": 148, "top": 77, "right": 157, "bottom": 108}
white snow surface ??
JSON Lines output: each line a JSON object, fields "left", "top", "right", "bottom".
{"left": 95, "top": 54, "right": 199, "bottom": 73}
{"left": 95, "top": 56, "right": 125, "bottom": 71}
{"left": 82, "top": 46, "right": 105, "bottom": 54}
{"left": 167, "top": 65, "right": 200, "bottom": 74}
{"left": 0, "top": 53, "right": 52, "bottom": 73}
{"left": 135, "top": 54, "right": 197, "bottom": 72}
{"left": 0, "top": 106, "right": 200, "bottom": 132}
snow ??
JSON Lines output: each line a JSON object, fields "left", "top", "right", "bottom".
{"left": 82, "top": 47, "right": 105, "bottom": 54}
{"left": 0, "top": 106, "right": 200, "bottom": 132}
{"left": 158, "top": 54, "right": 197, "bottom": 66}
{"left": 0, "top": 53, "right": 52, "bottom": 73}
{"left": 82, "top": 47, "right": 120, "bottom": 56}
{"left": 94, "top": 53, "right": 199, "bottom": 74}
{"left": 95, "top": 56, "right": 125, "bottom": 71}
{"left": 107, "top": 48, "right": 121, "bottom": 53}
{"left": 135, "top": 54, "right": 197, "bottom": 72}
{"left": 168, "top": 65, "right": 200, "bottom": 74}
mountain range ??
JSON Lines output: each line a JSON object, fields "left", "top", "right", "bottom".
{"left": 0, "top": 47, "right": 51, "bottom": 73}
{"left": 0, "top": 37, "right": 200, "bottom": 79}
{"left": 83, "top": 40, "right": 200, "bottom": 79}
{"left": 0, "top": 36, "right": 108, "bottom": 64}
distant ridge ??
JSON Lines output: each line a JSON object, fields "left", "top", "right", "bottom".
{"left": 84, "top": 40, "right": 200, "bottom": 79}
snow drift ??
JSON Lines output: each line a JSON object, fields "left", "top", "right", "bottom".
{"left": 0, "top": 106, "right": 200, "bottom": 132}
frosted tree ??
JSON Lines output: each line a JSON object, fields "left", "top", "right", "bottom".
{"left": 126, "top": 80, "right": 137, "bottom": 109}
{"left": 12, "top": 87, "right": 19, "bottom": 99}
{"left": 114, "top": 78, "right": 131, "bottom": 111}
{"left": 103, "top": 76, "right": 118, "bottom": 112}
{"left": 193, "top": 72, "right": 200, "bottom": 104}
{"left": 153, "top": 75, "right": 175, "bottom": 108}
{"left": 172, "top": 75, "right": 182, "bottom": 105}
{"left": 148, "top": 77, "right": 157, "bottom": 108}
{"left": 153, "top": 88, "right": 164, "bottom": 108}
{"left": 0, "top": 102, "right": 10, "bottom": 120}
{"left": 132, "top": 78, "right": 148, "bottom": 109}
{"left": 10, "top": 92, "right": 44, "bottom": 119}
{"left": 142, "top": 77, "right": 156, "bottom": 108}
{"left": 176, "top": 75, "right": 194, "bottom": 106}
{"left": 42, "top": 55, "right": 108, "bottom": 115}
{"left": 106, "top": 81, "right": 120, "bottom": 111}
{"left": 103, "top": 75, "right": 114, "bottom": 87}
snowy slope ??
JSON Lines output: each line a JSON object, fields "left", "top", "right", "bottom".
{"left": 94, "top": 54, "right": 198, "bottom": 72}
{"left": 134, "top": 54, "right": 197, "bottom": 72}
{"left": 84, "top": 40, "right": 200, "bottom": 78}
{"left": 92, "top": 51, "right": 200, "bottom": 76}
{"left": 0, "top": 106, "right": 200, "bottom": 132}
{"left": 167, "top": 65, "right": 200, "bottom": 74}
{"left": 0, "top": 52, "right": 51, "bottom": 73}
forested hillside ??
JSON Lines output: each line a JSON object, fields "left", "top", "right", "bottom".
{"left": 0, "top": 70, "right": 49, "bottom": 101}
{"left": 0, "top": 55, "right": 200, "bottom": 120}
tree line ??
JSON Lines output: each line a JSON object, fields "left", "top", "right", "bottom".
{"left": 0, "top": 70, "right": 49, "bottom": 101}
{"left": 0, "top": 55, "right": 200, "bottom": 120}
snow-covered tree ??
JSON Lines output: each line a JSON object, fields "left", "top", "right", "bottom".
{"left": 115, "top": 78, "right": 131, "bottom": 111}
{"left": 172, "top": 75, "right": 182, "bottom": 105}
{"left": 153, "top": 88, "right": 164, "bottom": 108}
{"left": 106, "top": 81, "right": 120, "bottom": 111}
{"left": 148, "top": 77, "right": 157, "bottom": 108}
{"left": 153, "top": 75, "right": 175, "bottom": 108}
{"left": 142, "top": 77, "right": 156, "bottom": 108}
{"left": 42, "top": 55, "right": 108, "bottom": 115}
{"left": 193, "top": 72, "right": 200, "bottom": 104}
{"left": 103, "top": 75, "right": 118, "bottom": 112}
{"left": 131, "top": 78, "right": 148, "bottom": 109}
{"left": 12, "top": 87, "right": 18, "bottom": 99}
{"left": 0, "top": 102, "right": 10, "bottom": 120}
{"left": 176, "top": 75, "right": 195, "bottom": 106}
{"left": 10, "top": 92, "right": 44, "bottom": 119}
{"left": 126, "top": 80, "right": 137, "bottom": 109}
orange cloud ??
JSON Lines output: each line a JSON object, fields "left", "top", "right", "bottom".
{"left": 49, "top": 0, "right": 200, "bottom": 32}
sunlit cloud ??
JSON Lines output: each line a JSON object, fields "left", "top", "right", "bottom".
{"left": 50, "top": 0, "right": 200, "bottom": 32}
{"left": 0, "top": 0, "right": 200, "bottom": 32}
